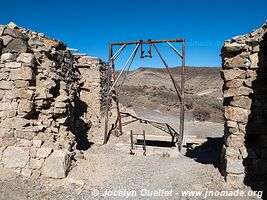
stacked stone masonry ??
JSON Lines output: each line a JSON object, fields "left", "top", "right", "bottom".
{"left": 221, "top": 22, "right": 267, "bottom": 186}
{"left": 0, "top": 22, "right": 107, "bottom": 178}
{"left": 74, "top": 55, "right": 109, "bottom": 147}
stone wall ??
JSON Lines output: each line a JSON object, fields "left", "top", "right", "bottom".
{"left": 74, "top": 55, "right": 109, "bottom": 147}
{"left": 0, "top": 22, "right": 80, "bottom": 178}
{"left": 221, "top": 22, "right": 267, "bottom": 188}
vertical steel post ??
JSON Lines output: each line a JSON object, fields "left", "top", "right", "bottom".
{"left": 178, "top": 41, "right": 186, "bottom": 151}
{"left": 111, "top": 65, "right": 123, "bottom": 135}
{"left": 130, "top": 130, "right": 134, "bottom": 150}
{"left": 103, "top": 44, "right": 112, "bottom": 144}
{"left": 143, "top": 130, "right": 146, "bottom": 155}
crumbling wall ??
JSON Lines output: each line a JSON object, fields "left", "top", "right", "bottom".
{"left": 221, "top": 22, "right": 267, "bottom": 187}
{"left": 74, "top": 55, "right": 109, "bottom": 146}
{"left": 0, "top": 22, "right": 80, "bottom": 178}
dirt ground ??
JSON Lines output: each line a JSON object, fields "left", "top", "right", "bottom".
{"left": 0, "top": 110, "right": 263, "bottom": 200}
{"left": 0, "top": 144, "right": 261, "bottom": 200}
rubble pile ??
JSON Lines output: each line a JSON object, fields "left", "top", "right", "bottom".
{"left": 221, "top": 22, "right": 267, "bottom": 185}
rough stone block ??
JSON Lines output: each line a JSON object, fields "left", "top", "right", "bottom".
{"left": 16, "top": 53, "right": 35, "bottom": 63}
{"left": 0, "top": 117, "right": 30, "bottom": 129}
{"left": 3, "top": 146, "right": 29, "bottom": 168}
{"left": 5, "top": 62, "right": 22, "bottom": 69}
{"left": 224, "top": 55, "right": 249, "bottom": 69}
{"left": 55, "top": 94, "right": 69, "bottom": 102}
{"left": 225, "top": 79, "right": 244, "bottom": 88}
{"left": 238, "top": 123, "right": 246, "bottom": 134}
{"left": 16, "top": 139, "right": 32, "bottom": 147}
{"left": 42, "top": 150, "right": 71, "bottom": 178}
{"left": 54, "top": 101, "right": 67, "bottom": 108}
{"left": 5, "top": 89, "right": 34, "bottom": 100}
{"left": 36, "top": 147, "right": 53, "bottom": 158}
{"left": 21, "top": 168, "right": 32, "bottom": 177}
{"left": 0, "top": 25, "right": 5, "bottom": 35}
{"left": 3, "top": 27, "right": 28, "bottom": 40}
{"left": 32, "top": 139, "right": 42, "bottom": 148}
{"left": 0, "top": 80, "right": 13, "bottom": 90}
{"left": 2, "top": 38, "right": 28, "bottom": 53}
{"left": 227, "top": 121, "right": 238, "bottom": 128}
{"left": 225, "top": 134, "right": 245, "bottom": 147}
{"left": 222, "top": 42, "right": 247, "bottom": 52}
{"left": 223, "top": 87, "right": 253, "bottom": 97}
{"left": 0, "top": 90, "right": 4, "bottom": 100}
{"left": 7, "top": 22, "right": 18, "bottom": 29}
{"left": 0, "top": 35, "right": 13, "bottom": 45}
{"left": 221, "top": 69, "right": 246, "bottom": 81}
{"left": 54, "top": 107, "right": 67, "bottom": 114}
{"left": 1, "top": 53, "right": 16, "bottom": 63}
{"left": 226, "top": 174, "right": 245, "bottom": 185}
{"left": 225, "top": 157, "right": 244, "bottom": 174}
{"left": 0, "top": 102, "right": 12, "bottom": 111}
{"left": 224, "top": 106, "right": 250, "bottom": 123}
{"left": 14, "top": 80, "right": 29, "bottom": 88}
{"left": 10, "top": 66, "right": 33, "bottom": 81}
{"left": 249, "top": 53, "right": 259, "bottom": 69}
{"left": 28, "top": 158, "right": 42, "bottom": 170}
{"left": 239, "top": 147, "right": 248, "bottom": 159}
{"left": 31, "top": 170, "right": 41, "bottom": 178}
{"left": 18, "top": 99, "right": 33, "bottom": 114}
{"left": 225, "top": 147, "right": 240, "bottom": 158}
{"left": 230, "top": 96, "right": 252, "bottom": 109}
{"left": 14, "top": 129, "right": 36, "bottom": 140}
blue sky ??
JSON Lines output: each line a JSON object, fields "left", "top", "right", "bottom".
{"left": 0, "top": 0, "right": 266, "bottom": 68}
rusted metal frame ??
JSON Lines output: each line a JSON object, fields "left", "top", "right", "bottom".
{"left": 129, "top": 130, "right": 146, "bottom": 155}
{"left": 110, "top": 45, "right": 139, "bottom": 138}
{"left": 110, "top": 44, "right": 127, "bottom": 61}
{"left": 130, "top": 130, "right": 134, "bottom": 154}
{"left": 143, "top": 130, "right": 146, "bottom": 155}
{"left": 103, "top": 45, "right": 113, "bottom": 144}
{"left": 105, "top": 39, "right": 186, "bottom": 149}
{"left": 140, "top": 39, "right": 152, "bottom": 58}
{"left": 152, "top": 43, "right": 182, "bottom": 102}
{"left": 117, "top": 44, "right": 140, "bottom": 94}
{"left": 108, "top": 44, "right": 140, "bottom": 95}
{"left": 110, "top": 38, "right": 185, "bottom": 46}
{"left": 110, "top": 61, "right": 123, "bottom": 136}
{"left": 166, "top": 42, "right": 183, "bottom": 59}
{"left": 177, "top": 41, "right": 186, "bottom": 151}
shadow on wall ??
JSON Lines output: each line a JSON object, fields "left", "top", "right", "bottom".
{"left": 244, "top": 32, "right": 267, "bottom": 199}
{"left": 185, "top": 137, "right": 223, "bottom": 168}
{"left": 73, "top": 98, "right": 93, "bottom": 150}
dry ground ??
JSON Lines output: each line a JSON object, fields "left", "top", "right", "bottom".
{"left": 0, "top": 143, "right": 260, "bottom": 200}
{"left": 0, "top": 110, "right": 263, "bottom": 200}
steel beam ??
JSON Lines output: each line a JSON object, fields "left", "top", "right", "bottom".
{"left": 110, "top": 38, "right": 185, "bottom": 46}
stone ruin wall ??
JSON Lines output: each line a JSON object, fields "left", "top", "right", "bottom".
{"left": 0, "top": 22, "right": 109, "bottom": 178}
{"left": 221, "top": 22, "right": 267, "bottom": 186}
{"left": 74, "top": 55, "right": 109, "bottom": 146}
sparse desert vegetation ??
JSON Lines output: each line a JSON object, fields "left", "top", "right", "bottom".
{"left": 118, "top": 66, "right": 224, "bottom": 122}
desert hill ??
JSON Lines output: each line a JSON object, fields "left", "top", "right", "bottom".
{"left": 118, "top": 66, "right": 224, "bottom": 122}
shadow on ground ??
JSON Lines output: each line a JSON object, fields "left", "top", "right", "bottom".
{"left": 73, "top": 99, "right": 93, "bottom": 150}
{"left": 185, "top": 137, "right": 223, "bottom": 168}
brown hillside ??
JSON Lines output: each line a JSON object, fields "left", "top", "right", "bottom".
{"left": 117, "top": 66, "right": 224, "bottom": 122}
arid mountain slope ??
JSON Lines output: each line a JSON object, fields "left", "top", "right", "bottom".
{"left": 118, "top": 66, "right": 224, "bottom": 122}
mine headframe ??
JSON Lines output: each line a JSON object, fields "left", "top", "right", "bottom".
{"left": 103, "top": 39, "right": 186, "bottom": 151}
